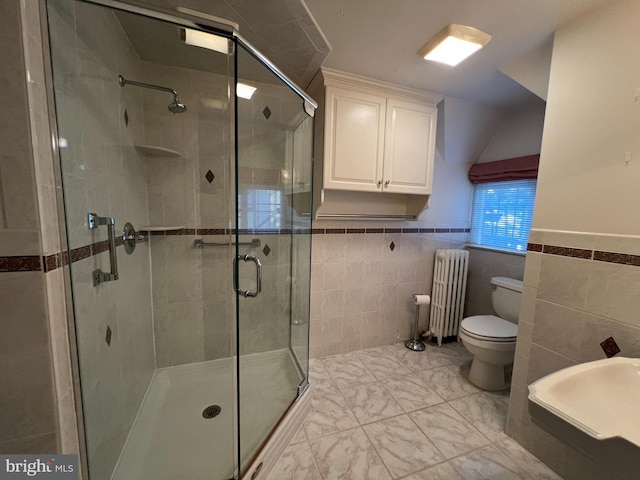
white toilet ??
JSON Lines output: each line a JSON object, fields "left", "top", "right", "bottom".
{"left": 459, "top": 276, "right": 523, "bottom": 391}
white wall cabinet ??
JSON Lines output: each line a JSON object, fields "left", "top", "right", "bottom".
{"left": 309, "top": 68, "right": 442, "bottom": 220}
{"left": 323, "top": 84, "right": 437, "bottom": 196}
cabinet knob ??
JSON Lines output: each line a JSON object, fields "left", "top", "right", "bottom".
{"left": 377, "top": 180, "right": 383, "bottom": 187}
{"left": 384, "top": 180, "right": 391, "bottom": 187}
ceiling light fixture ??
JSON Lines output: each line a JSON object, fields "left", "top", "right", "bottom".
{"left": 236, "top": 83, "right": 257, "bottom": 99}
{"left": 418, "top": 24, "right": 491, "bottom": 67}
{"left": 180, "top": 28, "right": 229, "bottom": 55}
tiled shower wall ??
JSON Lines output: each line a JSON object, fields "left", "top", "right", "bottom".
{"left": 138, "top": 58, "right": 306, "bottom": 366}
{"left": 507, "top": 229, "right": 640, "bottom": 480}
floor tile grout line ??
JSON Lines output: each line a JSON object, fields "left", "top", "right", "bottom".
{"left": 359, "top": 425, "right": 396, "bottom": 480}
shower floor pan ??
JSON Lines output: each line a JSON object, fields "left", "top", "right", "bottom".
{"left": 111, "top": 349, "right": 301, "bottom": 480}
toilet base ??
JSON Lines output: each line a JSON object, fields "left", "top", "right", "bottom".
{"left": 468, "top": 356, "right": 510, "bottom": 391}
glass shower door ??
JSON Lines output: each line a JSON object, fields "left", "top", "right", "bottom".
{"left": 234, "top": 42, "right": 313, "bottom": 472}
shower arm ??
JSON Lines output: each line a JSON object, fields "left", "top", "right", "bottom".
{"left": 118, "top": 75, "right": 179, "bottom": 98}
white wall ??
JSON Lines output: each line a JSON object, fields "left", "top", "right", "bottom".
{"left": 478, "top": 101, "right": 546, "bottom": 163}
{"left": 532, "top": 0, "right": 640, "bottom": 235}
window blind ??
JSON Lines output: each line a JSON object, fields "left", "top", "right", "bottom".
{"left": 469, "top": 179, "right": 537, "bottom": 253}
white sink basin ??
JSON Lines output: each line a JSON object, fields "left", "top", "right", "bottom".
{"left": 528, "top": 357, "right": 640, "bottom": 447}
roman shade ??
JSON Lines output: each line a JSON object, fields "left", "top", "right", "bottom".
{"left": 468, "top": 154, "right": 540, "bottom": 184}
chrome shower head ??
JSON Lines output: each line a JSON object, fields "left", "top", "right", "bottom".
{"left": 168, "top": 95, "right": 187, "bottom": 114}
{"left": 118, "top": 75, "right": 187, "bottom": 114}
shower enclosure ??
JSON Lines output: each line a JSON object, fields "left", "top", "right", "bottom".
{"left": 45, "top": 1, "right": 314, "bottom": 478}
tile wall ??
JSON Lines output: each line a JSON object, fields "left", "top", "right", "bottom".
{"left": 0, "top": 0, "right": 58, "bottom": 454}
{"left": 138, "top": 57, "right": 308, "bottom": 365}
{"left": 309, "top": 227, "right": 468, "bottom": 357}
{"left": 507, "top": 228, "right": 640, "bottom": 480}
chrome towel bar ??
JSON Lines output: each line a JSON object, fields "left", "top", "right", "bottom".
{"left": 316, "top": 213, "right": 416, "bottom": 220}
{"left": 193, "top": 238, "right": 261, "bottom": 248}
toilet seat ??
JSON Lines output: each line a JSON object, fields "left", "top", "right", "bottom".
{"left": 460, "top": 315, "right": 517, "bottom": 342}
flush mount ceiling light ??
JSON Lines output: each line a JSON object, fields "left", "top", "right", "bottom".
{"left": 180, "top": 27, "right": 229, "bottom": 54}
{"left": 236, "top": 83, "right": 257, "bottom": 99}
{"left": 418, "top": 24, "right": 491, "bottom": 66}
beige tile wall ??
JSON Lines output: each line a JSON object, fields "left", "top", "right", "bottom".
{"left": 507, "top": 228, "right": 640, "bottom": 480}
{"left": 0, "top": 0, "right": 58, "bottom": 455}
{"left": 309, "top": 229, "right": 467, "bottom": 358}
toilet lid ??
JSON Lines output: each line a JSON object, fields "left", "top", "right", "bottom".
{"left": 460, "top": 315, "right": 517, "bottom": 341}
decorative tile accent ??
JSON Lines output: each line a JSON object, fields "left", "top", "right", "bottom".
{"left": 263, "top": 106, "right": 271, "bottom": 119}
{"left": 385, "top": 228, "right": 401, "bottom": 233}
{"left": 346, "top": 228, "right": 365, "bottom": 233}
{"left": 124, "top": 109, "right": 128, "bottom": 126}
{"left": 105, "top": 326, "right": 112, "bottom": 346}
{"left": 0, "top": 256, "right": 42, "bottom": 272}
{"left": 527, "top": 243, "right": 544, "bottom": 252}
{"left": 420, "top": 228, "right": 436, "bottom": 233}
{"left": 594, "top": 251, "right": 640, "bottom": 267}
{"left": 325, "top": 228, "right": 345, "bottom": 234}
{"left": 389, "top": 241, "right": 395, "bottom": 251}
{"left": 205, "top": 170, "right": 215, "bottom": 184}
{"left": 402, "top": 228, "right": 419, "bottom": 233}
{"left": 43, "top": 254, "right": 59, "bottom": 272}
{"left": 263, "top": 244, "right": 271, "bottom": 256}
{"left": 600, "top": 336, "right": 620, "bottom": 358}
{"left": 69, "top": 245, "right": 92, "bottom": 263}
{"left": 366, "top": 228, "right": 384, "bottom": 234}
{"left": 543, "top": 245, "right": 592, "bottom": 259}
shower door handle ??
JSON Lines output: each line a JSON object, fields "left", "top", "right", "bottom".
{"left": 88, "top": 213, "right": 119, "bottom": 286}
{"left": 233, "top": 254, "right": 262, "bottom": 298}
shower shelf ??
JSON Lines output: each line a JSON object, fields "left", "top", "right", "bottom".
{"left": 134, "top": 145, "right": 182, "bottom": 158}
{"left": 139, "top": 225, "right": 185, "bottom": 231}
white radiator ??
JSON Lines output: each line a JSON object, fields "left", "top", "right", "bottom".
{"left": 429, "top": 249, "right": 469, "bottom": 346}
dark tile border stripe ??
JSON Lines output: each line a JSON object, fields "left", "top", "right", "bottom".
{"left": 0, "top": 256, "right": 42, "bottom": 272}
{"left": 527, "top": 243, "right": 543, "bottom": 252}
{"left": 543, "top": 245, "right": 592, "bottom": 259}
{"left": 527, "top": 242, "right": 640, "bottom": 268}
{"left": 594, "top": 251, "right": 640, "bottom": 267}
{"left": 1, "top": 226, "right": 473, "bottom": 272}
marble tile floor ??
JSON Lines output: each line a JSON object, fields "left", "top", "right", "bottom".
{"left": 266, "top": 341, "right": 561, "bottom": 480}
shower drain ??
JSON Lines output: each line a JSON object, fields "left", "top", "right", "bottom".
{"left": 202, "top": 405, "right": 222, "bottom": 419}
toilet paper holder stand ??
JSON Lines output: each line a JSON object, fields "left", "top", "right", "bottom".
{"left": 405, "top": 294, "right": 431, "bottom": 352}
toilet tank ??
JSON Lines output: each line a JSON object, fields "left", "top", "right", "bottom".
{"left": 490, "top": 277, "right": 523, "bottom": 323}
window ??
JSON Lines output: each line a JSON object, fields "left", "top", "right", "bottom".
{"left": 469, "top": 179, "right": 536, "bottom": 253}
{"left": 238, "top": 187, "right": 282, "bottom": 230}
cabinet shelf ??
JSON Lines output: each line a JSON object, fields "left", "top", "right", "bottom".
{"left": 134, "top": 145, "right": 182, "bottom": 158}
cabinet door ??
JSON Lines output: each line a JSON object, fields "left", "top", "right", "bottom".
{"left": 382, "top": 98, "right": 436, "bottom": 195}
{"left": 324, "top": 86, "right": 385, "bottom": 192}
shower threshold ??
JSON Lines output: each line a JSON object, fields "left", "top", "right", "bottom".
{"left": 111, "top": 349, "right": 300, "bottom": 480}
